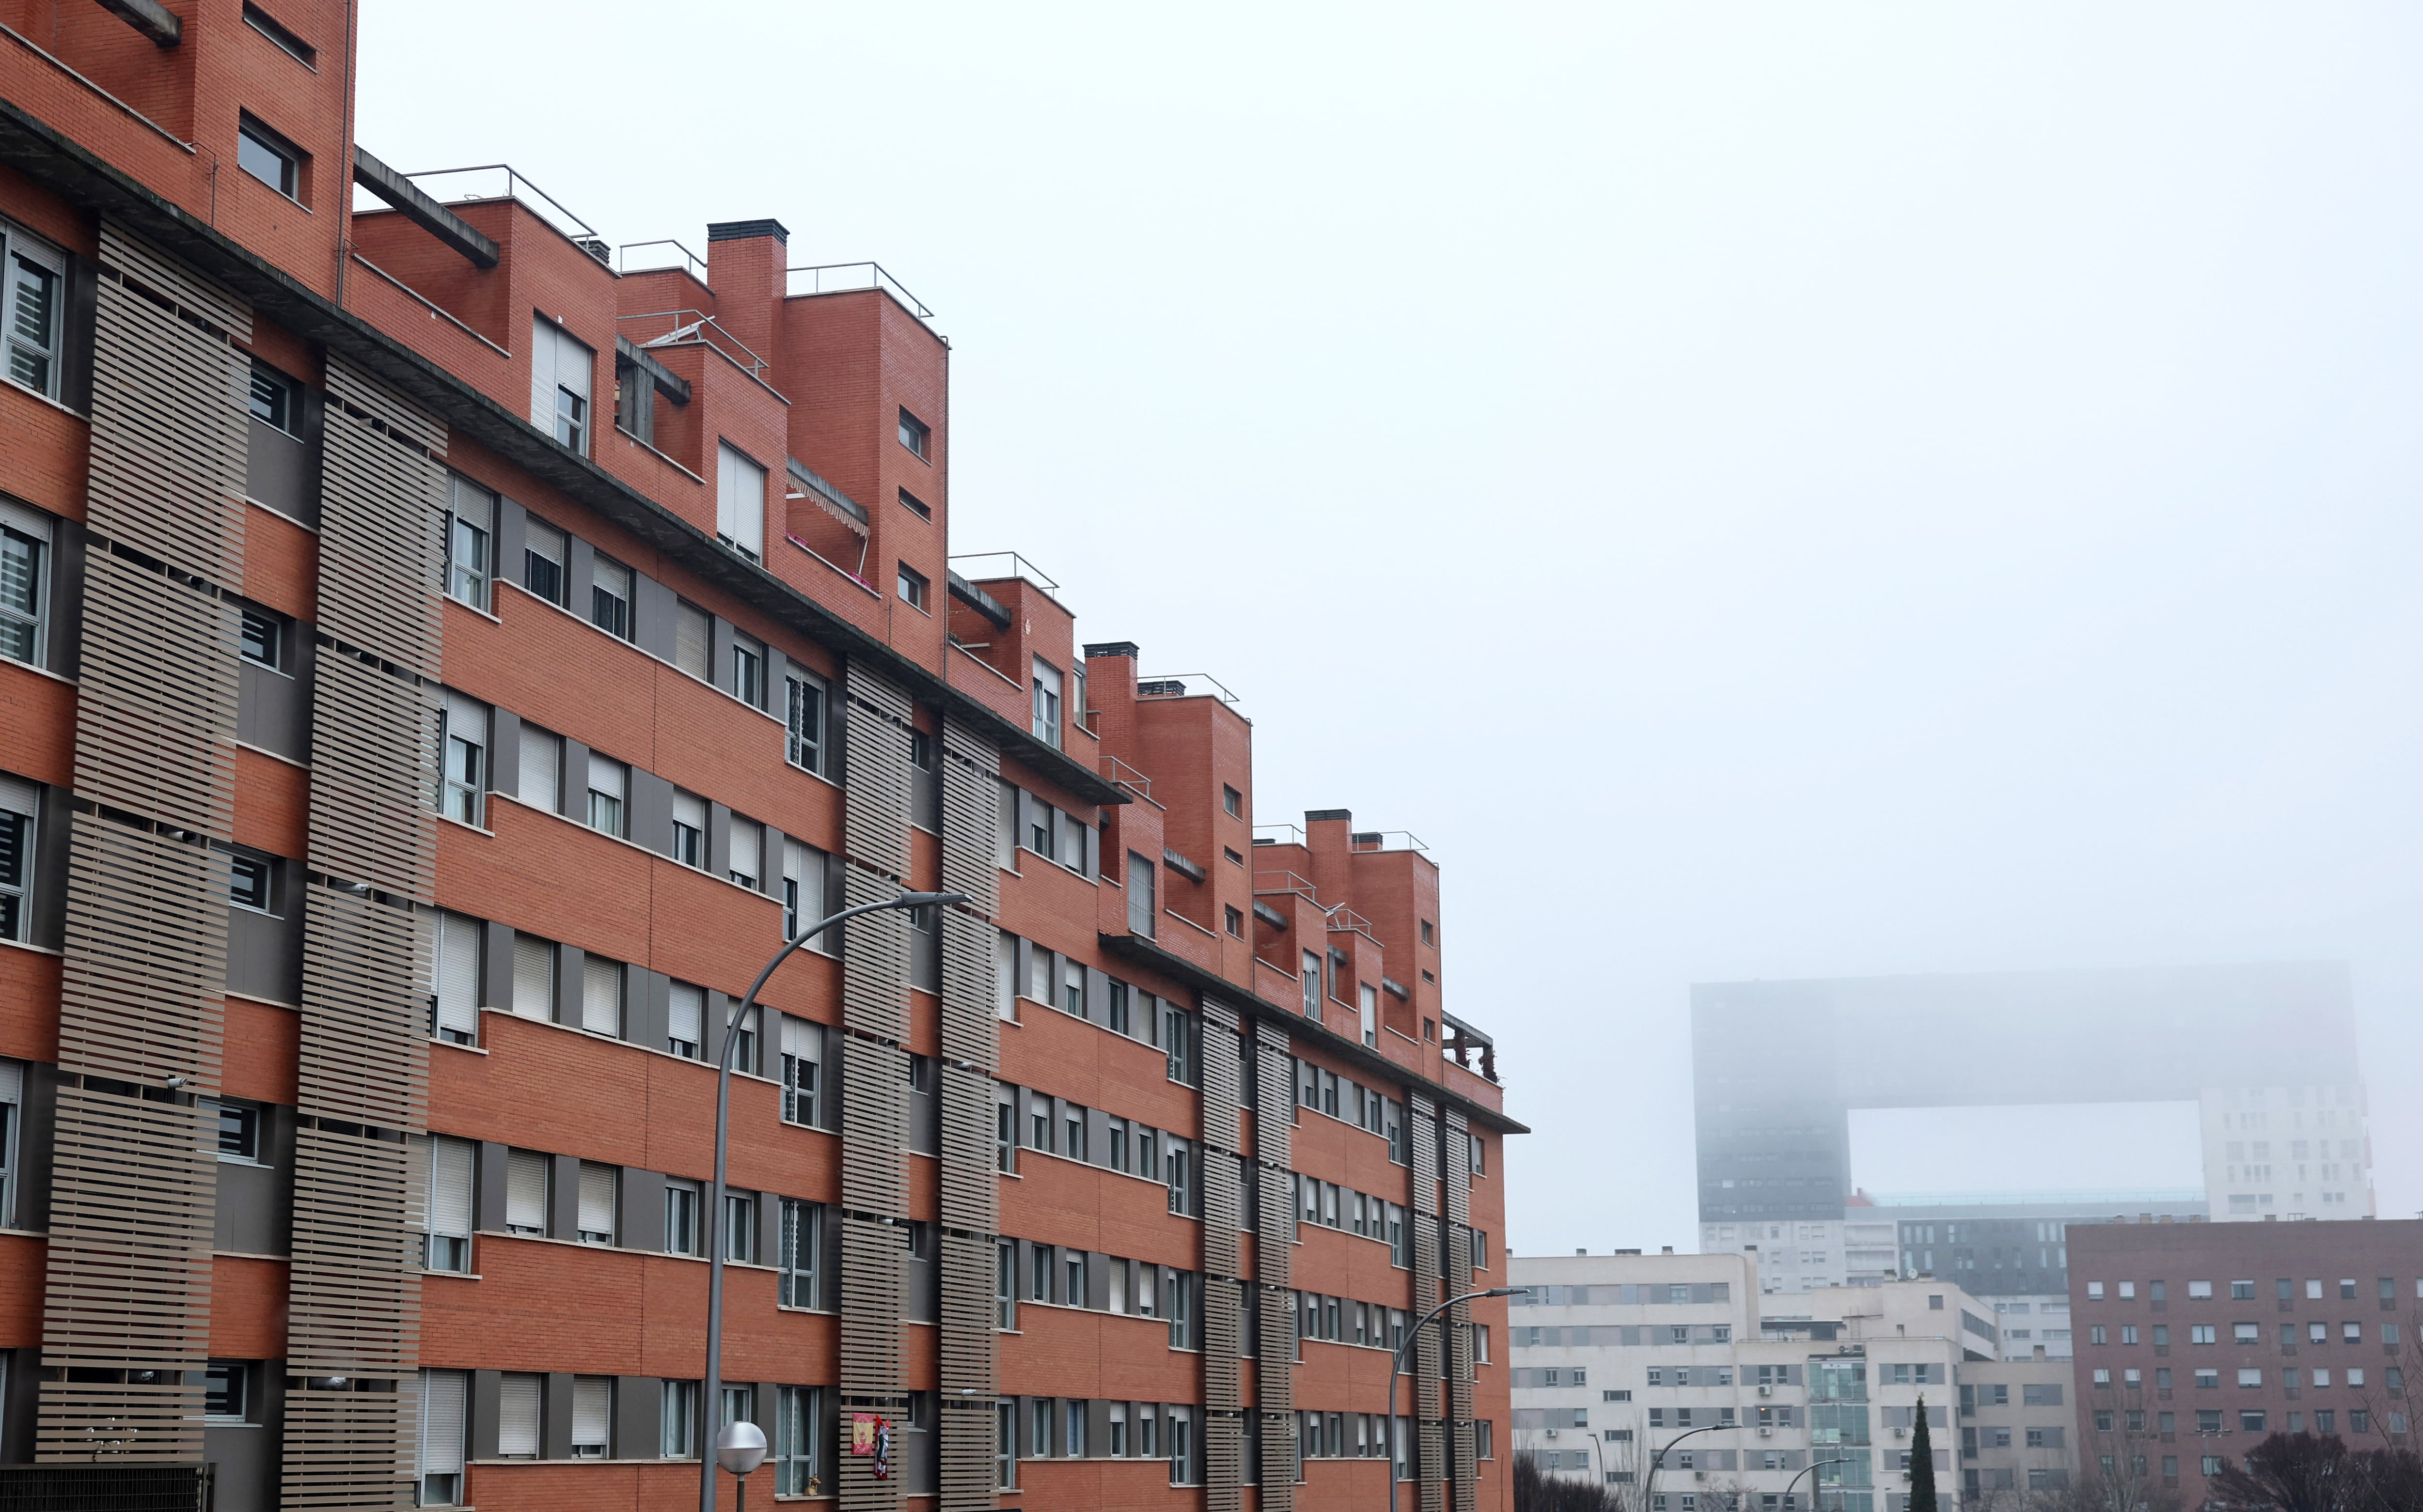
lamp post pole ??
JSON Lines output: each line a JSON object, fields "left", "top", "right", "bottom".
{"left": 1787, "top": 1454, "right": 1856, "bottom": 1512}
{"left": 1643, "top": 1421, "right": 1736, "bottom": 1512}
{"left": 1387, "top": 1287, "right": 1522, "bottom": 1512}
{"left": 698, "top": 890, "right": 967, "bottom": 1512}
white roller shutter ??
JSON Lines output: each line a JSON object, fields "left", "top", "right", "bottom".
{"left": 428, "top": 1136, "right": 475, "bottom": 1241}
{"left": 780, "top": 1014, "right": 821, "bottom": 1063}
{"left": 668, "top": 982, "right": 704, "bottom": 1053}
{"left": 435, "top": 913, "right": 480, "bottom": 1041}
{"left": 717, "top": 442, "right": 766, "bottom": 559}
{"left": 505, "top": 1148, "right": 548, "bottom": 1233}
{"left": 497, "top": 1372, "right": 541, "bottom": 1458}
{"left": 675, "top": 603, "right": 711, "bottom": 679}
{"left": 418, "top": 1369, "right": 467, "bottom": 1477}
{"left": 572, "top": 1377, "right": 612, "bottom": 1456}
{"left": 728, "top": 820, "right": 760, "bottom": 887}
{"left": 582, "top": 955, "right": 622, "bottom": 1035}
{"left": 783, "top": 839, "right": 824, "bottom": 933}
{"left": 512, "top": 933, "right": 552, "bottom": 1019}
{"left": 519, "top": 725, "right": 560, "bottom": 812}
{"left": 577, "top": 1161, "right": 616, "bottom": 1243}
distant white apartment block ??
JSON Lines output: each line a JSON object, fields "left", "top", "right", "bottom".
{"left": 1510, "top": 1252, "right": 2080, "bottom": 1512}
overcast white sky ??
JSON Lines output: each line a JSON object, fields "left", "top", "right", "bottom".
{"left": 361, "top": 3, "right": 2423, "bottom": 1253}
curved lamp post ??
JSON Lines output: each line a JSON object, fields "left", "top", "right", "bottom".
{"left": 1786, "top": 1454, "right": 1857, "bottom": 1512}
{"left": 1643, "top": 1420, "right": 1740, "bottom": 1512}
{"left": 1387, "top": 1286, "right": 1524, "bottom": 1512}
{"left": 699, "top": 890, "right": 969, "bottom": 1512}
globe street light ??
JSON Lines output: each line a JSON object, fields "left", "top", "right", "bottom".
{"left": 716, "top": 1420, "right": 768, "bottom": 1512}
{"left": 699, "top": 891, "right": 968, "bottom": 1512}
{"left": 1388, "top": 1287, "right": 1524, "bottom": 1512}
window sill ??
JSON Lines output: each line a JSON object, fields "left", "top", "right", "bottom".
{"left": 474, "top": 1003, "right": 788, "bottom": 1088}
{"left": 430, "top": 1036, "right": 490, "bottom": 1057}
{"left": 0, "top": 936, "right": 63, "bottom": 959}
{"left": 226, "top": 989, "right": 300, "bottom": 1011}
{"left": 481, "top": 1227, "right": 783, "bottom": 1273}
{"left": 486, "top": 793, "right": 784, "bottom": 910}
{"left": 1, "top": 369, "right": 88, "bottom": 422}
{"left": 0, "top": 654, "right": 74, "bottom": 688}
{"left": 423, "top": 1268, "right": 482, "bottom": 1280}
{"left": 493, "top": 579, "right": 786, "bottom": 731}
{"left": 441, "top": 592, "right": 504, "bottom": 627}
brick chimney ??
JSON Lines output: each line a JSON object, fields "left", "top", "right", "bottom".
{"left": 705, "top": 218, "right": 787, "bottom": 390}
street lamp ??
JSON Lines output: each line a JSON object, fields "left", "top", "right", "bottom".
{"left": 1387, "top": 1286, "right": 1523, "bottom": 1512}
{"left": 1643, "top": 1421, "right": 1739, "bottom": 1512}
{"left": 1786, "top": 1454, "right": 1856, "bottom": 1512}
{"left": 698, "top": 890, "right": 969, "bottom": 1512}
{"left": 716, "top": 1421, "right": 768, "bottom": 1512}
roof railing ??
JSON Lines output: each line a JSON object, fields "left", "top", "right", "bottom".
{"left": 1253, "top": 869, "right": 1320, "bottom": 903}
{"left": 616, "top": 308, "right": 769, "bottom": 379}
{"left": 395, "top": 163, "right": 597, "bottom": 243}
{"left": 786, "top": 261, "right": 935, "bottom": 323}
{"left": 1349, "top": 829, "right": 1430, "bottom": 854}
{"left": 1135, "top": 671, "right": 1240, "bottom": 705}
{"left": 1100, "top": 754, "right": 1153, "bottom": 803}
{"left": 949, "top": 551, "right": 1059, "bottom": 593}
{"left": 1252, "top": 823, "right": 1307, "bottom": 849}
{"left": 616, "top": 239, "right": 711, "bottom": 284}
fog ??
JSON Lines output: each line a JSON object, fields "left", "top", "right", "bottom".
{"left": 1848, "top": 1104, "right": 2207, "bottom": 1200}
{"left": 360, "top": 3, "right": 2423, "bottom": 1253}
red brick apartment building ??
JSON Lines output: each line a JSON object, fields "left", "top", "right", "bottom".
{"left": 0, "top": 4, "right": 1521, "bottom": 1510}
{"left": 2067, "top": 1216, "right": 2423, "bottom": 1510}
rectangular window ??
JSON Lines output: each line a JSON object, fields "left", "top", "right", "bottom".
{"left": 204, "top": 1360, "right": 250, "bottom": 1423}
{"left": 511, "top": 932, "right": 553, "bottom": 1020}
{"left": 504, "top": 1147, "right": 549, "bottom": 1235}
{"left": 421, "top": 1133, "right": 474, "bottom": 1271}
{"left": 1032, "top": 658, "right": 1063, "bottom": 747}
{"left": 1359, "top": 983, "right": 1378, "bottom": 1047}
{"left": 238, "top": 605, "right": 283, "bottom": 670}
{"left": 781, "top": 1015, "right": 824, "bottom": 1126}
{"left": 430, "top": 909, "right": 480, "bottom": 1045}
{"left": 667, "top": 981, "right": 704, "bottom": 1059}
{"left": 236, "top": 113, "right": 301, "bottom": 199}
{"left": 576, "top": 1160, "right": 615, "bottom": 1244}
{"left": 898, "top": 406, "right": 930, "bottom": 459}
{"left": 897, "top": 562, "right": 928, "bottom": 611}
{"left": 777, "top": 1385, "right": 822, "bottom": 1493}
{"left": 569, "top": 1376, "right": 611, "bottom": 1458}
{"left": 248, "top": 359, "right": 298, "bottom": 433}
{"left": 672, "top": 790, "right": 706, "bottom": 868}
{"left": 228, "top": 851, "right": 273, "bottom": 914}
{"left": 523, "top": 517, "right": 568, "bottom": 606}
{"left": 728, "top": 817, "right": 762, "bottom": 890}
{"left": 674, "top": 600, "right": 713, "bottom": 680}
{"left": 439, "top": 692, "right": 487, "bottom": 826}
{"left": 582, "top": 953, "right": 623, "bottom": 1036}
{"left": 717, "top": 441, "right": 767, "bottom": 561}
{"left": 1302, "top": 951, "right": 1322, "bottom": 1021}
{"left": 587, "top": 752, "right": 627, "bottom": 836}
{"left": 661, "top": 1379, "right": 699, "bottom": 1458}
{"left": 497, "top": 1372, "right": 542, "bottom": 1458}
{"left": 779, "top": 1196, "right": 824, "bottom": 1309}
{"left": 417, "top": 1368, "right": 468, "bottom": 1505}
{"left": 664, "top": 1180, "right": 703, "bottom": 1256}
{"left": 730, "top": 631, "right": 767, "bottom": 708}
{"left": 591, "top": 553, "right": 633, "bottom": 639}
{"left": 782, "top": 838, "right": 828, "bottom": 941}
{"left": 444, "top": 474, "right": 494, "bottom": 610}
{"left": 0, "top": 501, "right": 51, "bottom": 666}
{"left": 531, "top": 316, "right": 594, "bottom": 454}
{"left": 724, "top": 1191, "right": 756, "bottom": 1263}
{"left": 1128, "top": 852, "right": 1155, "bottom": 936}
{"left": 1, "top": 222, "right": 64, "bottom": 399}
{"left": 786, "top": 672, "right": 829, "bottom": 774}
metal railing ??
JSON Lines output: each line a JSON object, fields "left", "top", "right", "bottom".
{"left": 617, "top": 308, "right": 769, "bottom": 378}
{"left": 948, "top": 551, "right": 1058, "bottom": 593}
{"left": 1349, "top": 829, "right": 1430, "bottom": 854}
{"left": 1253, "top": 823, "right": 1307, "bottom": 849}
{"left": 1100, "top": 754, "right": 1153, "bottom": 802}
{"left": 395, "top": 163, "right": 597, "bottom": 242}
{"left": 1135, "top": 671, "right": 1240, "bottom": 705}
{"left": 787, "top": 261, "right": 934, "bottom": 321}
{"left": 616, "top": 239, "right": 711, "bottom": 283}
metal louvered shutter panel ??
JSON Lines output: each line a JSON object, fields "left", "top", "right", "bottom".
{"left": 578, "top": 1162, "right": 615, "bottom": 1237}
{"left": 582, "top": 955, "right": 621, "bottom": 1035}
{"left": 505, "top": 1149, "right": 547, "bottom": 1231}
{"left": 496, "top": 1373, "right": 540, "bottom": 1459}
{"left": 675, "top": 604, "right": 711, "bottom": 679}
{"left": 435, "top": 914, "right": 479, "bottom": 1039}
{"left": 419, "top": 1370, "right": 466, "bottom": 1476}
{"left": 572, "top": 1377, "right": 611, "bottom": 1451}
{"left": 512, "top": 934, "right": 551, "bottom": 1017}
{"left": 429, "top": 1137, "right": 474, "bottom": 1239}
{"left": 319, "top": 356, "right": 444, "bottom": 676}
{"left": 669, "top": 983, "right": 704, "bottom": 1047}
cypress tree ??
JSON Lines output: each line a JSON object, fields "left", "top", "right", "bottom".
{"left": 1908, "top": 1393, "right": 1938, "bottom": 1512}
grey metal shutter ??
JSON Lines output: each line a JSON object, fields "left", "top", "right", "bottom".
{"left": 512, "top": 933, "right": 552, "bottom": 1018}
{"left": 582, "top": 955, "right": 623, "bottom": 1036}
{"left": 497, "top": 1372, "right": 541, "bottom": 1458}
{"left": 429, "top": 1136, "right": 475, "bottom": 1240}
{"left": 420, "top": 1369, "right": 467, "bottom": 1477}
{"left": 578, "top": 1161, "right": 616, "bottom": 1241}
{"left": 505, "top": 1148, "right": 548, "bottom": 1232}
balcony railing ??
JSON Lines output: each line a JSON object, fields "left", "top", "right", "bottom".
{"left": 787, "top": 261, "right": 936, "bottom": 324}
{"left": 378, "top": 163, "right": 599, "bottom": 246}
{"left": 617, "top": 308, "right": 769, "bottom": 379}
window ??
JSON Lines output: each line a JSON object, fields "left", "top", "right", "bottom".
{"left": 1302, "top": 951, "right": 1321, "bottom": 1019}
{"left": 664, "top": 1180, "right": 703, "bottom": 1256}
{"left": 439, "top": 692, "right": 487, "bottom": 826}
{"left": 587, "top": 752, "right": 626, "bottom": 836}
{"left": 672, "top": 601, "right": 713, "bottom": 682}
{"left": 422, "top": 1134, "right": 474, "bottom": 1271}
{"left": 783, "top": 838, "right": 828, "bottom": 941}
{"left": 417, "top": 1368, "right": 468, "bottom": 1505}
{"left": 531, "top": 316, "right": 594, "bottom": 454}
{"left": 1421, "top": 918, "right": 1435, "bottom": 945}
{"left": 672, "top": 790, "right": 706, "bottom": 868}
{"left": 777, "top": 1385, "right": 823, "bottom": 1494}
{"left": 204, "top": 1360, "right": 251, "bottom": 1422}
{"left": 2187, "top": 1280, "right": 2213, "bottom": 1299}
{"left": 898, "top": 406, "right": 930, "bottom": 459}
{"left": 728, "top": 817, "right": 762, "bottom": 889}
{"left": 1, "top": 222, "right": 64, "bottom": 398}
{"left": 570, "top": 1376, "right": 611, "bottom": 1459}
{"left": 724, "top": 1191, "right": 756, "bottom": 1263}
{"left": 236, "top": 113, "right": 301, "bottom": 199}
{"left": 666, "top": 981, "right": 703, "bottom": 1060}
{"left": 497, "top": 1372, "right": 542, "bottom": 1458}
{"left": 523, "top": 516, "right": 569, "bottom": 606}
{"left": 443, "top": 475, "right": 493, "bottom": 611}
{"left": 898, "top": 486, "right": 930, "bottom": 520}
{"left": 1032, "top": 658, "right": 1063, "bottom": 747}
{"left": 786, "top": 671, "right": 829, "bottom": 774}
{"left": 779, "top": 1197, "right": 824, "bottom": 1309}
{"left": 590, "top": 553, "right": 632, "bottom": 639}
{"left": 1226, "top": 904, "right": 1244, "bottom": 937}
{"left": 238, "top": 605, "right": 282, "bottom": 670}
{"left": 717, "top": 441, "right": 766, "bottom": 561}
{"left": 245, "top": 359, "right": 299, "bottom": 435}
{"left": 897, "top": 562, "right": 928, "bottom": 611}
{"left": 228, "top": 852, "right": 273, "bottom": 914}
{"left": 582, "top": 953, "right": 623, "bottom": 1036}
{"left": 780, "top": 1016, "right": 824, "bottom": 1126}
{"left": 1127, "top": 852, "right": 1156, "bottom": 936}
{"left": 729, "top": 631, "right": 767, "bottom": 708}
{"left": 430, "top": 911, "right": 479, "bottom": 1045}
{"left": 661, "top": 1379, "right": 699, "bottom": 1458}
{"left": 1360, "top": 983, "right": 1378, "bottom": 1047}
{"left": 1223, "top": 784, "right": 1243, "bottom": 817}
{"left": 243, "top": 3, "right": 316, "bottom": 63}
{"left": 503, "top": 1147, "right": 550, "bottom": 1236}
{"left": 576, "top": 1161, "right": 615, "bottom": 1244}
{"left": 0, "top": 502, "right": 50, "bottom": 665}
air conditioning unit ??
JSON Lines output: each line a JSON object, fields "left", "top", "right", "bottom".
{"left": 1545, "top": 1430, "right": 1559, "bottom": 1439}
{"left": 1759, "top": 1385, "right": 1774, "bottom": 1396}
{"left": 1759, "top": 1427, "right": 1775, "bottom": 1438}
{"left": 1893, "top": 1427, "right": 1907, "bottom": 1439}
